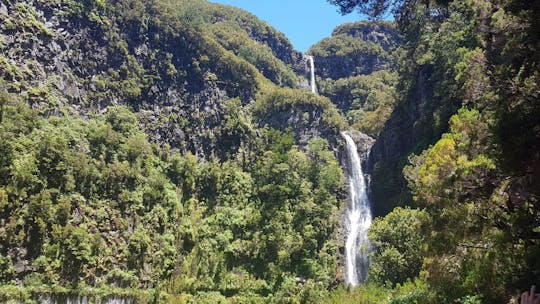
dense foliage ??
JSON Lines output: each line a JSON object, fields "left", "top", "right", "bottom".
{"left": 367, "top": 207, "right": 426, "bottom": 287}
{"left": 0, "top": 0, "right": 350, "bottom": 302}
{"left": 1, "top": 0, "right": 539, "bottom": 302}
{"left": 328, "top": 0, "right": 540, "bottom": 303}
{"left": 0, "top": 98, "right": 344, "bottom": 302}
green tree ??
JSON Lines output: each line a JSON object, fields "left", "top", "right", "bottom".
{"left": 368, "top": 207, "right": 427, "bottom": 286}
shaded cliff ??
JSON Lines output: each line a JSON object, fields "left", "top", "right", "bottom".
{"left": 367, "top": 65, "right": 455, "bottom": 216}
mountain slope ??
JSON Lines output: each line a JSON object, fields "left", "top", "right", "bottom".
{"left": 0, "top": 0, "right": 344, "bottom": 156}
{"left": 0, "top": 0, "right": 349, "bottom": 302}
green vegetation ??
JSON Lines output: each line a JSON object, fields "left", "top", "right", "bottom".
{"left": 0, "top": 1, "right": 350, "bottom": 301}
{"left": 319, "top": 70, "right": 398, "bottom": 137}
{"left": 209, "top": 22, "right": 298, "bottom": 87}
{"left": 0, "top": 0, "right": 538, "bottom": 302}
{"left": 308, "top": 21, "right": 400, "bottom": 139}
{"left": 309, "top": 34, "right": 390, "bottom": 80}
{"left": 367, "top": 207, "right": 427, "bottom": 287}
{"left": 323, "top": 279, "right": 434, "bottom": 304}
{"left": 0, "top": 98, "right": 344, "bottom": 302}
{"left": 329, "top": 0, "right": 540, "bottom": 303}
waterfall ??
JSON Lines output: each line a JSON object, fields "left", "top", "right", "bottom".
{"left": 342, "top": 132, "right": 372, "bottom": 286}
{"left": 307, "top": 55, "right": 317, "bottom": 94}
{"left": 102, "top": 297, "right": 134, "bottom": 304}
{"left": 38, "top": 295, "right": 133, "bottom": 304}
{"left": 39, "top": 296, "right": 88, "bottom": 304}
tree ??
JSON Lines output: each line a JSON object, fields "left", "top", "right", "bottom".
{"left": 368, "top": 207, "right": 427, "bottom": 286}
{"left": 328, "top": 0, "right": 396, "bottom": 18}
{"left": 328, "top": 0, "right": 451, "bottom": 19}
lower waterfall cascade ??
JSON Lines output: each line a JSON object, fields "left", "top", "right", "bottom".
{"left": 341, "top": 132, "right": 373, "bottom": 286}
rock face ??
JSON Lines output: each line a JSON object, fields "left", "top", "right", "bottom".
{"left": 345, "top": 130, "right": 375, "bottom": 162}
{"left": 254, "top": 88, "right": 345, "bottom": 148}
{"left": 308, "top": 21, "right": 399, "bottom": 80}
{"left": 0, "top": 0, "right": 326, "bottom": 159}
{"left": 261, "top": 103, "right": 338, "bottom": 146}
{"left": 367, "top": 64, "right": 458, "bottom": 216}
{"left": 332, "top": 21, "right": 400, "bottom": 52}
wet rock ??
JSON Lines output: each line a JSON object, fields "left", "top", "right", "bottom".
{"left": 346, "top": 130, "right": 375, "bottom": 161}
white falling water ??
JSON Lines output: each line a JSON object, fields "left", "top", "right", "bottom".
{"left": 38, "top": 295, "right": 133, "bottom": 304}
{"left": 39, "top": 296, "right": 88, "bottom": 304}
{"left": 103, "top": 296, "right": 134, "bottom": 304}
{"left": 307, "top": 55, "right": 317, "bottom": 94}
{"left": 342, "top": 132, "right": 372, "bottom": 286}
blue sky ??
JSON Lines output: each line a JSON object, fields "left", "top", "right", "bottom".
{"left": 209, "top": 0, "right": 364, "bottom": 52}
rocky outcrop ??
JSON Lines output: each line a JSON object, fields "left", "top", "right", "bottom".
{"left": 332, "top": 21, "right": 400, "bottom": 52}
{"left": 308, "top": 21, "right": 399, "bottom": 80}
{"left": 259, "top": 103, "right": 339, "bottom": 146}
{"left": 344, "top": 130, "right": 375, "bottom": 162}
{"left": 254, "top": 88, "right": 345, "bottom": 148}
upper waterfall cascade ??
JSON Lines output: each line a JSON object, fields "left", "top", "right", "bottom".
{"left": 307, "top": 55, "right": 317, "bottom": 94}
{"left": 342, "top": 132, "right": 372, "bottom": 286}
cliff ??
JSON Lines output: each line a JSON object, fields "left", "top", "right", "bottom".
{"left": 309, "top": 22, "right": 400, "bottom": 139}
{"left": 0, "top": 0, "right": 340, "bottom": 160}
{"left": 367, "top": 64, "right": 454, "bottom": 216}
{"left": 308, "top": 21, "right": 399, "bottom": 80}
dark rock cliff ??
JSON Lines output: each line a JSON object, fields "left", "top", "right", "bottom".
{"left": 367, "top": 64, "right": 459, "bottom": 216}
{"left": 253, "top": 88, "right": 345, "bottom": 149}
